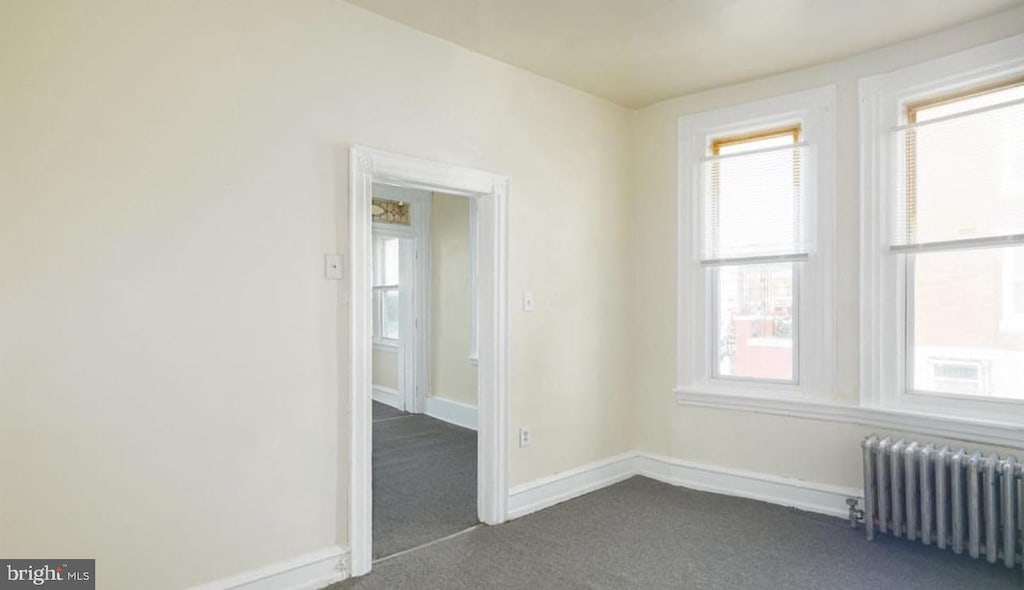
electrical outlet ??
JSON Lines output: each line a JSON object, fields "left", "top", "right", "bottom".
{"left": 518, "top": 426, "right": 531, "bottom": 448}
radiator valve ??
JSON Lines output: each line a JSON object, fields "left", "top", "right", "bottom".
{"left": 846, "top": 498, "right": 864, "bottom": 528}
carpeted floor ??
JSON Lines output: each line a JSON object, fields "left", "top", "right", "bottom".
{"left": 372, "top": 402, "right": 477, "bottom": 559}
{"left": 335, "top": 475, "right": 1020, "bottom": 590}
{"left": 372, "top": 401, "right": 408, "bottom": 422}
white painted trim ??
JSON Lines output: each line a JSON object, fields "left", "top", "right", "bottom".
{"left": 190, "top": 546, "right": 349, "bottom": 590}
{"left": 348, "top": 149, "right": 375, "bottom": 577}
{"left": 424, "top": 396, "right": 478, "bottom": 430}
{"left": 507, "top": 453, "right": 638, "bottom": 519}
{"left": 635, "top": 453, "right": 859, "bottom": 519}
{"left": 468, "top": 198, "right": 480, "bottom": 363}
{"left": 507, "top": 452, "right": 860, "bottom": 522}
{"left": 372, "top": 386, "right": 402, "bottom": 410}
{"left": 675, "top": 388, "right": 1024, "bottom": 448}
{"left": 372, "top": 339, "right": 399, "bottom": 351}
{"left": 476, "top": 174, "right": 510, "bottom": 528}
{"left": 349, "top": 145, "right": 509, "bottom": 578}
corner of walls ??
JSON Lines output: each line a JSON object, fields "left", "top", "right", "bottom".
{"left": 629, "top": 5, "right": 1024, "bottom": 492}
{"left": 189, "top": 546, "right": 351, "bottom": 590}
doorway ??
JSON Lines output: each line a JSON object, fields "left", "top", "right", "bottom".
{"left": 348, "top": 146, "right": 510, "bottom": 577}
{"left": 369, "top": 187, "right": 478, "bottom": 559}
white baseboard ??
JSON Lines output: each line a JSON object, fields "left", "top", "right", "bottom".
{"left": 507, "top": 453, "right": 638, "bottom": 519}
{"left": 372, "top": 386, "right": 402, "bottom": 410}
{"left": 635, "top": 453, "right": 860, "bottom": 519}
{"left": 424, "top": 396, "right": 478, "bottom": 430}
{"left": 507, "top": 452, "right": 861, "bottom": 522}
{"left": 191, "top": 546, "right": 349, "bottom": 590}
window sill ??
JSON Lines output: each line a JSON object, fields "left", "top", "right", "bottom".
{"left": 674, "top": 387, "right": 1024, "bottom": 448}
{"left": 372, "top": 339, "right": 399, "bottom": 350}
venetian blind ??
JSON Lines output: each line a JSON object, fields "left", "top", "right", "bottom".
{"left": 891, "top": 88, "right": 1024, "bottom": 252}
{"left": 701, "top": 140, "right": 809, "bottom": 264}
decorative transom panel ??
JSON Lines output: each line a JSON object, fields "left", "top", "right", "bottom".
{"left": 371, "top": 198, "right": 410, "bottom": 225}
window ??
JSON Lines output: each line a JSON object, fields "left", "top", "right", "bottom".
{"left": 1000, "top": 247, "right": 1024, "bottom": 331}
{"left": 861, "top": 35, "right": 1024, "bottom": 422}
{"left": 708, "top": 127, "right": 802, "bottom": 382}
{"left": 373, "top": 235, "right": 401, "bottom": 344}
{"left": 677, "top": 86, "right": 836, "bottom": 400}
{"left": 904, "top": 81, "right": 1024, "bottom": 401}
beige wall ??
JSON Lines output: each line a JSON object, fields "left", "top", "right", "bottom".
{"left": 7, "top": 1, "right": 1020, "bottom": 588}
{"left": 373, "top": 347, "right": 399, "bottom": 391}
{"left": 0, "top": 1, "right": 634, "bottom": 588}
{"left": 430, "top": 194, "right": 478, "bottom": 407}
{"left": 632, "top": 8, "right": 1024, "bottom": 487}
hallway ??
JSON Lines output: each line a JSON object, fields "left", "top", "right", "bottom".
{"left": 372, "top": 402, "right": 478, "bottom": 559}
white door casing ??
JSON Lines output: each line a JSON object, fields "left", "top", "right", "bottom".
{"left": 347, "top": 146, "right": 509, "bottom": 576}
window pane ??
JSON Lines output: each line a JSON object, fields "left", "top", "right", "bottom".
{"left": 714, "top": 263, "right": 795, "bottom": 381}
{"left": 716, "top": 132, "right": 795, "bottom": 155}
{"left": 381, "top": 288, "right": 400, "bottom": 340}
{"left": 382, "top": 238, "right": 400, "bottom": 285}
{"left": 703, "top": 135, "right": 805, "bottom": 261}
{"left": 910, "top": 247, "right": 1024, "bottom": 399}
{"left": 895, "top": 83, "right": 1024, "bottom": 247}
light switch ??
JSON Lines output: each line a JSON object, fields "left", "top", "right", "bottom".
{"left": 523, "top": 290, "right": 535, "bottom": 312}
{"left": 324, "top": 254, "right": 344, "bottom": 280}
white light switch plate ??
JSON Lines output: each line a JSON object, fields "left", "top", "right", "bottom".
{"left": 523, "top": 290, "right": 535, "bottom": 312}
{"left": 324, "top": 254, "right": 344, "bottom": 280}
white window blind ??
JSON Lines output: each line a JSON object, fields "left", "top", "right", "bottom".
{"left": 701, "top": 142, "right": 809, "bottom": 264}
{"left": 892, "top": 89, "right": 1024, "bottom": 252}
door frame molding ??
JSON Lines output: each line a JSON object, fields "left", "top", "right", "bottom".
{"left": 347, "top": 146, "right": 509, "bottom": 576}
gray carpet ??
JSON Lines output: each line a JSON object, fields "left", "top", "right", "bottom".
{"left": 335, "top": 476, "right": 1020, "bottom": 590}
{"left": 372, "top": 401, "right": 408, "bottom": 422}
{"left": 372, "top": 403, "right": 477, "bottom": 559}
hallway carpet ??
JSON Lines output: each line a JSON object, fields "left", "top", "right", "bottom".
{"left": 336, "top": 475, "right": 1019, "bottom": 590}
{"left": 372, "top": 401, "right": 408, "bottom": 422}
{"left": 372, "top": 402, "right": 477, "bottom": 559}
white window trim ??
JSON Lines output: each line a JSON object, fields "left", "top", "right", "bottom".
{"left": 860, "top": 35, "right": 1024, "bottom": 427}
{"left": 675, "top": 85, "right": 837, "bottom": 404}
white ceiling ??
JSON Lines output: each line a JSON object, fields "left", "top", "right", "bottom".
{"left": 346, "top": 0, "right": 1023, "bottom": 108}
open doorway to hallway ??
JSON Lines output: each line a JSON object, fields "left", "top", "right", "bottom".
{"left": 348, "top": 146, "right": 509, "bottom": 577}
{"left": 370, "top": 185, "right": 480, "bottom": 559}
